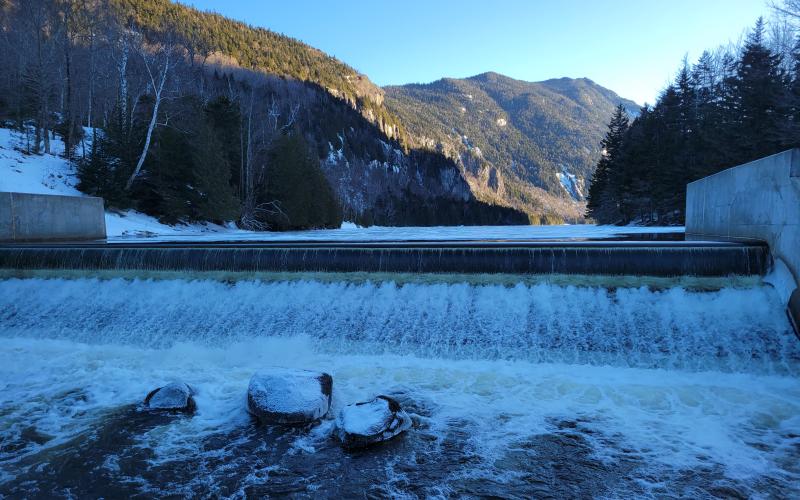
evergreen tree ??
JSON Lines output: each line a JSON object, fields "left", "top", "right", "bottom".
{"left": 586, "top": 104, "right": 628, "bottom": 223}
{"left": 137, "top": 97, "right": 241, "bottom": 224}
{"left": 260, "top": 132, "right": 342, "bottom": 230}
{"left": 204, "top": 96, "right": 242, "bottom": 193}
{"left": 731, "top": 17, "right": 788, "bottom": 160}
{"left": 587, "top": 18, "right": 798, "bottom": 225}
{"left": 143, "top": 121, "right": 195, "bottom": 223}
{"left": 786, "top": 37, "right": 800, "bottom": 146}
{"left": 189, "top": 121, "right": 240, "bottom": 222}
{"left": 77, "top": 104, "right": 139, "bottom": 207}
{"left": 651, "top": 85, "right": 683, "bottom": 218}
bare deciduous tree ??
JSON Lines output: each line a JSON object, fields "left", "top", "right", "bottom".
{"left": 125, "top": 36, "right": 176, "bottom": 190}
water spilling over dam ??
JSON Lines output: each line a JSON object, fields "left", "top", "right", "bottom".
{"left": 0, "top": 235, "right": 798, "bottom": 497}
{"left": 1, "top": 273, "right": 799, "bottom": 497}
{"left": 1, "top": 277, "right": 796, "bottom": 372}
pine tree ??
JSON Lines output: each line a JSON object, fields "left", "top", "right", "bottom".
{"left": 731, "top": 17, "right": 788, "bottom": 160}
{"left": 261, "top": 132, "right": 342, "bottom": 230}
{"left": 586, "top": 17, "right": 799, "bottom": 226}
{"left": 204, "top": 96, "right": 242, "bottom": 192}
{"left": 77, "top": 104, "right": 139, "bottom": 207}
{"left": 691, "top": 51, "right": 730, "bottom": 179}
{"left": 190, "top": 122, "right": 240, "bottom": 223}
{"left": 786, "top": 37, "right": 800, "bottom": 147}
{"left": 586, "top": 104, "right": 628, "bottom": 223}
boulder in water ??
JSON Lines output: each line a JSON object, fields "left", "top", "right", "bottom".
{"left": 336, "top": 395, "right": 412, "bottom": 449}
{"left": 247, "top": 369, "right": 333, "bottom": 425}
{"left": 144, "top": 381, "right": 196, "bottom": 413}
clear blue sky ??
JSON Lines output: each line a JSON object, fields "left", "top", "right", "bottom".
{"left": 184, "top": 0, "right": 769, "bottom": 105}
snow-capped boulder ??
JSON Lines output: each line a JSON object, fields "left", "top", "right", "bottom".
{"left": 336, "top": 395, "right": 412, "bottom": 449}
{"left": 247, "top": 369, "right": 333, "bottom": 425}
{"left": 144, "top": 381, "right": 196, "bottom": 413}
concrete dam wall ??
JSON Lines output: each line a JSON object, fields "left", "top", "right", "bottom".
{"left": 0, "top": 241, "right": 770, "bottom": 277}
{"left": 0, "top": 192, "right": 106, "bottom": 242}
{"left": 686, "top": 148, "right": 800, "bottom": 332}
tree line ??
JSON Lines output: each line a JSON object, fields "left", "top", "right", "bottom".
{"left": 587, "top": 15, "right": 800, "bottom": 225}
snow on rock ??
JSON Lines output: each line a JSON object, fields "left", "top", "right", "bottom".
{"left": 247, "top": 368, "right": 333, "bottom": 425}
{"left": 144, "top": 381, "right": 196, "bottom": 413}
{"left": 556, "top": 167, "right": 584, "bottom": 201}
{"left": 336, "top": 395, "right": 412, "bottom": 449}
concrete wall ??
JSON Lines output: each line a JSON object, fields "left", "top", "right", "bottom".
{"left": 0, "top": 192, "right": 106, "bottom": 242}
{"left": 686, "top": 149, "right": 800, "bottom": 333}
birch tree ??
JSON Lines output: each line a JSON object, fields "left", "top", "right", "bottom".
{"left": 124, "top": 37, "right": 175, "bottom": 190}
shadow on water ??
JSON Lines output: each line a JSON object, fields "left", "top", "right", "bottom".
{"left": 603, "top": 232, "right": 685, "bottom": 241}
{"left": 1, "top": 393, "right": 478, "bottom": 498}
{"left": 3, "top": 391, "right": 797, "bottom": 499}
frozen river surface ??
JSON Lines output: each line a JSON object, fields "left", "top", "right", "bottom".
{"left": 107, "top": 221, "right": 685, "bottom": 243}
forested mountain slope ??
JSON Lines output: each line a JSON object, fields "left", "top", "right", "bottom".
{"left": 0, "top": 0, "right": 525, "bottom": 228}
{"left": 385, "top": 73, "right": 639, "bottom": 223}
{"left": 108, "top": 0, "right": 402, "bottom": 140}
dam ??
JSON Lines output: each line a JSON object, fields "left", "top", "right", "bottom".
{"left": 1, "top": 152, "right": 799, "bottom": 498}
{"left": 1, "top": 227, "right": 799, "bottom": 497}
{"left": 0, "top": 238, "right": 771, "bottom": 276}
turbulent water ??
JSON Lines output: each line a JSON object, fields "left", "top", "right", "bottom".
{"left": 1, "top": 276, "right": 799, "bottom": 498}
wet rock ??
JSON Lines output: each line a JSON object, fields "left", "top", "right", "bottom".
{"left": 20, "top": 426, "right": 54, "bottom": 446}
{"left": 247, "top": 369, "right": 332, "bottom": 425}
{"left": 144, "top": 381, "right": 196, "bottom": 413}
{"left": 336, "top": 395, "right": 412, "bottom": 449}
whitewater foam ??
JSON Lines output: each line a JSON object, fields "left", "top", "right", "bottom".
{"left": 0, "top": 277, "right": 795, "bottom": 372}
{"left": 0, "top": 277, "right": 798, "bottom": 496}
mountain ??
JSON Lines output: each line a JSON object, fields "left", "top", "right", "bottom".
{"left": 111, "top": 0, "right": 402, "bottom": 138}
{"left": 1, "top": 0, "right": 633, "bottom": 227}
{"left": 0, "top": 0, "right": 525, "bottom": 228}
{"left": 384, "top": 73, "right": 639, "bottom": 223}
{"left": 104, "top": 2, "right": 638, "bottom": 225}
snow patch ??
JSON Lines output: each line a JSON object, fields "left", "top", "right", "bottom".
{"left": 326, "top": 134, "right": 345, "bottom": 164}
{"left": 0, "top": 128, "right": 81, "bottom": 197}
{"left": 764, "top": 259, "right": 798, "bottom": 304}
{"left": 104, "top": 210, "right": 253, "bottom": 240}
{"left": 557, "top": 167, "right": 583, "bottom": 201}
{"left": 0, "top": 127, "right": 257, "bottom": 241}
